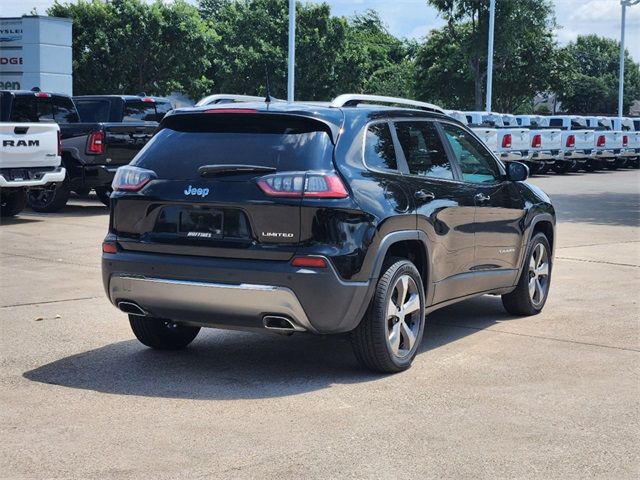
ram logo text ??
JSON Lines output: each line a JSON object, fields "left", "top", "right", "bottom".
{"left": 3, "top": 140, "right": 39, "bottom": 147}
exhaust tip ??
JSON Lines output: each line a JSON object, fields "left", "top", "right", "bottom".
{"left": 263, "top": 315, "right": 302, "bottom": 333}
{"left": 117, "top": 301, "right": 147, "bottom": 316}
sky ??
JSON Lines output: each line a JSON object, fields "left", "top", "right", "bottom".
{"left": 2, "top": 0, "right": 639, "bottom": 60}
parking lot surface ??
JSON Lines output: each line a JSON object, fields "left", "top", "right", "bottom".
{"left": 1, "top": 169, "right": 639, "bottom": 479}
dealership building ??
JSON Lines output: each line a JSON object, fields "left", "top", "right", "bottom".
{"left": 0, "top": 16, "right": 72, "bottom": 94}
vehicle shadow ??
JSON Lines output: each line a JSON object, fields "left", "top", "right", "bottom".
{"left": 25, "top": 203, "right": 108, "bottom": 218}
{"left": 0, "top": 217, "right": 44, "bottom": 226}
{"left": 23, "top": 296, "right": 518, "bottom": 400}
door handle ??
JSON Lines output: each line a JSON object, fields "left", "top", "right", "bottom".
{"left": 414, "top": 190, "right": 435, "bottom": 201}
{"left": 475, "top": 193, "right": 491, "bottom": 202}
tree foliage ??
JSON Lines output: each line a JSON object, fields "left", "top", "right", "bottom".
{"left": 556, "top": 35, "right": 640, "bottom": 114}
{"left": 48, "top": 0, "right": 216, "bottom": 99}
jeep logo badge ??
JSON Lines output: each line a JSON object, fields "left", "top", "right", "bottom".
{"left": 184, "top": 185, "right": 210, "bottom": 197}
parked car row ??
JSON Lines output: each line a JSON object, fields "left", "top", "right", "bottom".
{"left": 0, "top": 88, "right": 172, "bottom": 217}
{"left": 445, "top": 111, "right": 640, "bottom": 175}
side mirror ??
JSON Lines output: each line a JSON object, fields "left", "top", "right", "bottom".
{"left": 506, "top": 161, "right": 529, "bottom": 182}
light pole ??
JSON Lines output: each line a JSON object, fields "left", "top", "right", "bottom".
{"left": 618, "top": 0, "right": 639, "bottom": 117}
{"left": 485, "top": 0, "right": 496, "bottom": 112}
{"left": 287, "top": 0, "right": 296, "bottom": 102}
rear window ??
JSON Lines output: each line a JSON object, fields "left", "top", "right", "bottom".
{"left": 634, "top": 120, "right": 640, "bottom": 131}
{"left": 76, "top": 99, "right": 111, "bottom": 122}
{"left": 154, "top": 101, "right": 172, "bottom": 122}
{"left": 132, "top": 113, "right": 334, "bottom": 179}
{"left": 123, "top": 100, "right": 157, "bottom": 122}
{"left": 549, "top": 118, "right": 564, "bottom": 128}
{"left": 8, "top": 95, "right": 78, "bottom": 123}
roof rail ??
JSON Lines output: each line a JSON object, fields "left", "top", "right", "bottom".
{"left": 330, "top": 94, "right": 444, "bottom": 114}
{"left": 195, "top": 94, "right": 270, "bottom": 107}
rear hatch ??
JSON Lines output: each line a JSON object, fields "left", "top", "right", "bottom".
{"left": 532, "top": 128, "right": 562, "bottom": 152}
{"left": 471, "top": 127, "right": 498, "bottom": 151}
{"left": 112, "top": 111, "right": 339, "bottom": 261}
{"left": 0, "top": 123, "right": 60, "bottom": 169}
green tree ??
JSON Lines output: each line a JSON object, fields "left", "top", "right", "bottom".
{"left": 556, "top": 35, "right": 640, "bottom": 114}
{"left": 418, "top": 0, "right": 560, "bottom": 111}
{"left": 47, "top": 0, "right": 216, "bottom": 99}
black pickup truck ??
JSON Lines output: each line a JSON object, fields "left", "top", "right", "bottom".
{"left": 0, "top": 90, "right": 172, "bottom": 211}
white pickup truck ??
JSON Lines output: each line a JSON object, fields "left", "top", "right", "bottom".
{"left": 613, "top": 117, "right": 640, "bottom": 168}
{"left": 584, "top": 116, "right": 623, "bottom": 169}
{"left": 514, "top": 115, "right": 563, "bottom": 174}
{"left": 546, "top": 116, "right": 596, "bottom": 173}
{"left": 465, "top": 111, "right": 530, "bottom": 163}
{"left": 0, "top": 122, "right": 64, "bottom": 217}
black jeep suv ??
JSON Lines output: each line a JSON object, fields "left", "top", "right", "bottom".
{"left": 102, "top": 94, "right": 555, "bottom": 373}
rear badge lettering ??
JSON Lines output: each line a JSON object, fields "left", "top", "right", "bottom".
{"left": 184, "top": 185, "right": 210, "bottom": 197}
{"left": 262, "top": 232, "right": 294, "bottom": 238}
{"left": 499, "top": 248, "right": 515, "bottom": 254}
{"left": 187, "top": 232, "right": 212, "bottom": 238}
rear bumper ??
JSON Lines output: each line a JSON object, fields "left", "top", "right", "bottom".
{"left": 530, "top": 150, "right": 562, "bottom": 162}
{"left": 564, "top": 150, "right": 591, "bottom": 161}
{"left": 0, "top": 167, "right": 66, "bottom": 188}
{"left": 619, "top": 148, "right": 637, "bottom": 158}
{"left": 591, "top": 149, "right": 617, "bottom": 160}
{"left": 500, "top": 150, "right": 529, "bottom": 162}
{"left": 102, "top": 249, "right": 370, "bottom": 334}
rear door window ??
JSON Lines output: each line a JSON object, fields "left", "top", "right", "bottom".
{"left": 364, "top": 123, "right": 398, "bottom": 172}
{"left": 75, "top": 99, "right": 111, "bottom": 122}
{"left": 123, "top": 100, "right": 156, "bottom": 122}
{"left": 394, "top": 121, "right": 453, "bottom": 180}
{"left": 133, "top": 113, "right": 335, "bottom": 179}
{"left": 52, "top": 96, "right": 79, "bottom": 123}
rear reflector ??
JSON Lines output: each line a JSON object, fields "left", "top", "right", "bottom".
{"left": 502, "top": 134, "right": 512, "bottom": 149}
{"left": 597, "top": 135, "right": 606, "bottom": 147}
{"left": 86, "top": 131, "right": 105, "bottom": 155}
{"left": 531, "top": 134, "right": 541, "bottom": 148}
{"left": 291, "top": 256, "right": 328, "bottom": 268}
{"left": 57, "top": 130, "right": 62, "bottom": 157}
{"left": 257, "top": 172, "right": 348, "bottom": 199}
{"left": 102, "top": 242, "right": 118, "bottom": 254}
{"left": 566, "top": 135, "right": 575, "bottom": 148}
{"left": 204, "top": 108, "right": 258, "bottom": 114}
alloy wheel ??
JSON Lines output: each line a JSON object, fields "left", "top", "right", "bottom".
{"left": 528, "top": 243, "right": 550, "bottom": 307}
{"left": 386, "top": 274, "right": 422, "bottom": 358}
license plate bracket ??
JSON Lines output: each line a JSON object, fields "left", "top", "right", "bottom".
{"left": 179, "top": 208, "right": 223, "bottom": 239}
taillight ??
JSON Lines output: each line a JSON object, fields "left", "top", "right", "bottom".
{"left": 291, "top": 256, "right": 328, "bottom": 268}
{"left": 86, "top": 131, "right": 105, "bottom": 155}
{"left": 141, "top": 97, "right": 155, "bottom": 103}
{"left": 597, "top": 135, "right": 606, "bottom": 147}
{"left": 502, "top": 134, "right": 512, "bottom": 149}
{"left": 531, "top": 134, "right": 541, "bottom": 148}
{"left": 623, "top": 135, "right": 628, "bottom": 147}
{"left": 102, "top": 242, "right": 118, "bottom": 254}
{"left": 35, "top": 92, "right": 51, "bottom": 98}
{"left": 257, "top": 172, "right": 348, "bottom": 199}
{"left": 57, "top": 130, "right": 62, "bottom": 156}
{"left": 566, "top": 135, "right": 575, "bottom": 148}
{"left": 112, "top": 166, "right": 156, "bottom": 192}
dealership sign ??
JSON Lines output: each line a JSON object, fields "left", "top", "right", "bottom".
{"left": 0, "top": 19, "right": 23, "bottom": 43}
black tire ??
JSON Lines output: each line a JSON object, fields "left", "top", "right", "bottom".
{"left": 502, "top": 233, "right": 552, "bottom": 316}
{"left": 27, "top": 183, "right": 70, "bottom": 212}
{"left": 0, "top": 188, "right": 27, "bottom": 217}
{"left": 552, "top": 161, "right": 572, "bottom": 174}
{"left": 129, "top": 315, "right": 200, "bottom": 350}
{"left": 351, "top": 258, "right": 425, "bottom": 373}
{"left": 94, "top": 186, "right": 112, "bottom": 207}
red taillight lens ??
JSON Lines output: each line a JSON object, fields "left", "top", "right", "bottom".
{"left": 35, "top": 92, "right": 51, "bottom": 98}
{"left": 597, "top": 135, "right": 606, "bottom": 147}
{"left": 112, "top": 166, "right": 156, "bottom": 192}
{"left": 531, "top": 134, "right": 541, "bottom": 148}
{"left": 291, "top": 256, "right": 328, "bottom": 268}
{"left": 57, "top": 130, "right": 62, "bottom": 156}
{"left": 566, "top": 135, "right": 575, "bottom": 148}
{"left": 501, "top": 134, "right": 512, "bottom": 149}
{"left": 102, "top": 242, "right": 118, "bottom": 254}
{"left": 86, "top": 131, "right": 105, "bottom": 155}
{"left": 141, "top": 97, "right": 155, "bottom": 103}
{"left": 257, "top": 172, "right": 348, "bottom": 199}
{"left": 623, "top": 135, "right": 628, "bottom": 147}
{"left": 204, "top": 108, "right": 258, "bottom": 114}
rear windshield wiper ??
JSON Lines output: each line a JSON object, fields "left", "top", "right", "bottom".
{"left": 198, "top": 164, "right": 277, "bottom": 177}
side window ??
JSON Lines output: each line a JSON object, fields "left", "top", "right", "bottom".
{"left": 123, "top": 100, "right": 156, "bottom": 122}
{"left": 394, "top": 121, "right": 453, "bottom": 180}
{"left": 52, "top": 97, "right": 79, "bottom": 123}
{"left": 364, "top": 123, "right": 398, "bottom": 171}
{"left": 442, "top": 124, "right": 501, "bottom": 184}
{"left": 154, "top": 101, "right": 173, "bottom": 122}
